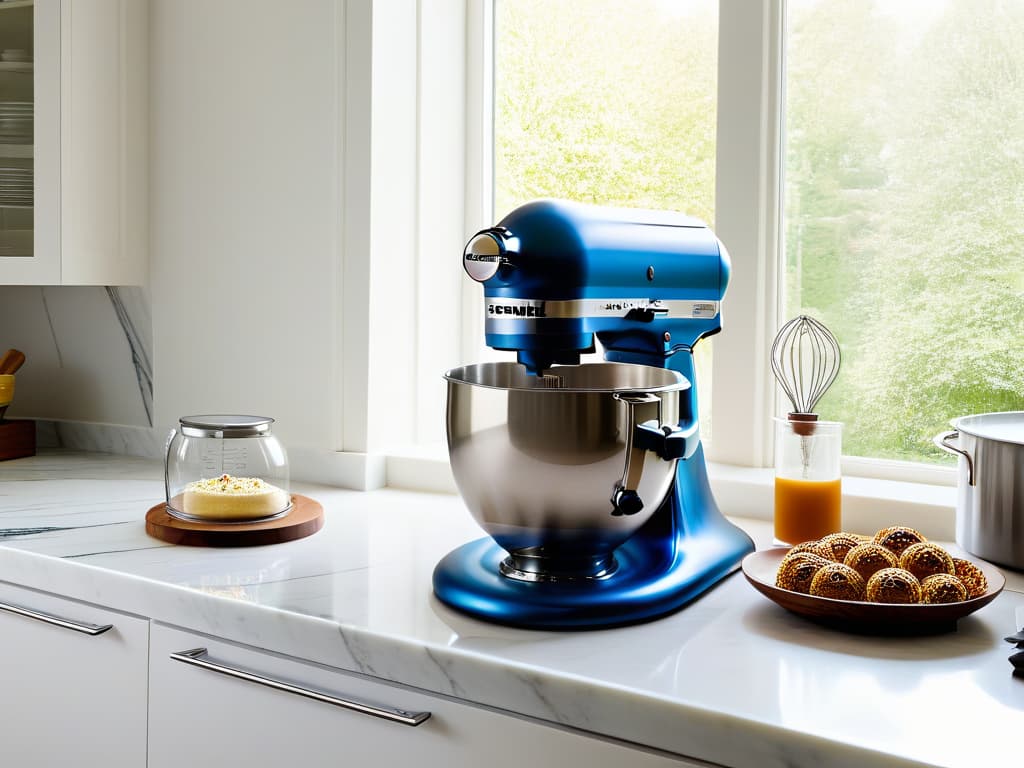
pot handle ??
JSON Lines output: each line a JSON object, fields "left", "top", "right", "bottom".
{"left": 933, "top": 430, "right": 975, "bottom": 486}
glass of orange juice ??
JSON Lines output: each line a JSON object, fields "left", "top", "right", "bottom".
{"left": 773, "top": 417, "right": 842, "bottom": 545}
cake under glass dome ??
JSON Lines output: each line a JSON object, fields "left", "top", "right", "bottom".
{"left": 164, "top": 415, "right": 290, "bottom": 523}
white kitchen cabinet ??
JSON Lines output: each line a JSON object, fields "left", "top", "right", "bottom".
{"left": 0, "top": 580, "right": 149, "bottom": 766}
{"left": 149, "top": 623, "right": 704, "bottom": 768}
{"left": 0, "top": 0, "right": 147, "bottom": 285}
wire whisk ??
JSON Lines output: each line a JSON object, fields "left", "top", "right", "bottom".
{"left": 770, "top": 315, "right": 841, "bottom": 417}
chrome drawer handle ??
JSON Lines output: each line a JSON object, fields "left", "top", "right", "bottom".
{"left": 0, "top": 599, "right": 114, "bottom": 635}
{"left": 170, "top": 648, "right": 431, "bottom": 727}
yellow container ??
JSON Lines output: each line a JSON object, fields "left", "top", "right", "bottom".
{"left": 0, "top": 374, "right": 14, "bottom": 408}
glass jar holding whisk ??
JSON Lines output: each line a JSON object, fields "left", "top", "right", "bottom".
{"left": 770, "top": 316, "right": 843, "bottom": 545}
{"left": 773, "top": 416, "right": 842, "bottom": 544}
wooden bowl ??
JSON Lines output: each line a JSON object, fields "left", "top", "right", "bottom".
{"left": 742, "top": 547, "right": 1004, "bottom": 635}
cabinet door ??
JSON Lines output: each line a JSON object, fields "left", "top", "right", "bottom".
{"left": 0, "top": 0, "right": 58, "bottom": 284}
{"left": 0, "top": 0, "right": 146, "bottom": 286}
{"left": 0, "top": 581, "right": 149, "bottom": 766}
{"left": 149, "top": 623, "right": 704, "bottom": 768}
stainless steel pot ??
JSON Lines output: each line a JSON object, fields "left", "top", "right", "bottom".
{"left": 934, "top": 411, "right": 1024, "bottom": 569}
{"left": 445, "top": 361, "right": 694, "bottom": 581}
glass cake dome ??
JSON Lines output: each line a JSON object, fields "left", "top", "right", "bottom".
{"left": 164, "top": 415, "right": 291, "bottom": 523}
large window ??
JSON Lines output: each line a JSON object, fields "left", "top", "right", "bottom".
{"left": 784, "top": 0, "right": 1024, "bottom": 463}
{"left": 488, "top": 0, "right": 1024, "bottom": 472}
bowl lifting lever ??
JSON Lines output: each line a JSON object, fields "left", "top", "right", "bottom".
{"left": 610, "top": 392, "right": 697, "bottom": 516}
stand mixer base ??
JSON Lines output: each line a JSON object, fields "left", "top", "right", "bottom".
{"left": 432, "top": 518, "right": 752, "bottom": 630}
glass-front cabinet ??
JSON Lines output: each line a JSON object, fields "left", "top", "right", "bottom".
{"left": 0, "top": 0, "right": 146, "bottom": 286}
{"left": 0, "top": 0, "right": 42, "bottom": 268}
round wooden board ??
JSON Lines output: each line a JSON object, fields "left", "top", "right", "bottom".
{"left": 145, "top": 494, "right": 323, "bottom": 547}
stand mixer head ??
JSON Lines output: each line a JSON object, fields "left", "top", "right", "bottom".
{"left": 434, "top": 199, "right": 754, "bottom": 629}
{"left": 463, "top": 199, "right": 729, "bottom": 374}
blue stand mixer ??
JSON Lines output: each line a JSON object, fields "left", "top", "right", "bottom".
{"left": 433, "top": 199, "right": 754, "bottom": 629}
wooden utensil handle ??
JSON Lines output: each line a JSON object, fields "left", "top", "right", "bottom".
{"left": 0, "top": 349, "right": 25, "bottom": 375}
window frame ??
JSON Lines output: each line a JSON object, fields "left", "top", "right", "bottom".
{"left": 708, "top": 0, "right": 785, "bottom": 470}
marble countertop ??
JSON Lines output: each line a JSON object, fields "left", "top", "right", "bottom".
{"left": 1, "top": 451, "right": 1022, "bottom": 768}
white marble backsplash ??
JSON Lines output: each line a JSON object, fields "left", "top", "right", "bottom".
{"left": 35, "top": 419, "right": 163, "bottom": 459}
{"left": 0, "top": 285, "right": 152, "bottom": 427}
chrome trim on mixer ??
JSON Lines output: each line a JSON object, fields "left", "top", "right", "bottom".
{"left": 499, "top": 553, "right": 619, "bottom": 582}
{"left": 485, "top": 297, "right": 719, "bottom": 320}
{"left": 464, "top": 228, "right": 516, "bottom": 282}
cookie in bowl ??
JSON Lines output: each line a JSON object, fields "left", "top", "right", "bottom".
{"left": 899, "top": 542, "right": 955, "bottom": 581}
{"left": 819, "top": 532, "right": 862, "bottom": 562}
{"left": 921, "top": 573, "right": 969, "bottom": 604}
{"left": 776, "top": 552, "right": 831, "bottom": 594}
{"left": 866, "top": 567, "right": 922, "bottom": 604}
{"left": 809, "top": 563, "right": 866, "bottom": 601}
{"left": 844, "top": 542, "right": 898, "bottom": 582}
{"left": 952, "top": 558, "right": 989, "bottom": 598}
{"left": 873, "top": 525, "right": 927, "bottom": 557}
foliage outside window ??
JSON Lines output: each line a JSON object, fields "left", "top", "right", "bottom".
{"left": 785, "top": 0, "right": 1024, "bottom": 463}
{"left": 494, "top": 0, "right": 1024, "bottom": 467}
{"left": 494, "top": 0, "right": 717, "bottom": 223}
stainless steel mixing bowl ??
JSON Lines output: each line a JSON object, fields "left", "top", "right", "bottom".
{"left": 445, "top": 361, "right": 692, "bottom": 581}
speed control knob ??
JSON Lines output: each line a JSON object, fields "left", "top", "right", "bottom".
{"left": 463, "top": 228, "right": 516, "bottom": 282}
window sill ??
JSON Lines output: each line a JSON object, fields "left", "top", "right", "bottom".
{"left": 37, "top": 418, "right": 958, "bottom": 540}
{"left": 386, "top": 443, "right": 959, "bottom": 540}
